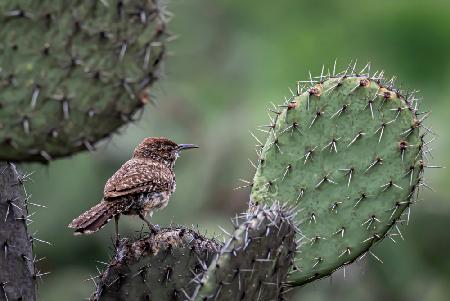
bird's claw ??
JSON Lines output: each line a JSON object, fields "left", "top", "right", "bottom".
{"left": 148, "top": 224, "right": 160, "bottom": 235}
{"left": 115, "top": 233, "right": 122, "bottom": 245}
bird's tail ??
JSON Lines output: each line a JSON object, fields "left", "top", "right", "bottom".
{"left": 68, "top": 200, "right": 124, "bottom": 235}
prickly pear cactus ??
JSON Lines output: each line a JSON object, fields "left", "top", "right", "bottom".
{"left": 93, "top": 204, "right": 297, "bottom": 301}
{"left": 251, "top": 64, "right": 428, "bottom": 285}
{"left": 192, "top": 203, "right": 297, "bottom": 301}
{"left": 92, "top": 227, "right": 221, "bottom": 301}
{"left": 0, "top": 0, "right": 169, "bottom": 162}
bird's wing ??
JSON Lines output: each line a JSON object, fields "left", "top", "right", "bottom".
{"left": 103, "top": 159, "right": 174, "bottom": 199}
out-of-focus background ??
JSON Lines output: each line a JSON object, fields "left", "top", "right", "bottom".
{"left": 24, "top": 0, "right": 449, "bottom": 300}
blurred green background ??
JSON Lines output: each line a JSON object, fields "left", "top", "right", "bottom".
{"left": 23, "top": 0, "right": 449, "bottom": 300}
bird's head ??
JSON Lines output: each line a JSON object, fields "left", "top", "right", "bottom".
{"left": 132, "top": 137, "right": 198, "bottom": 164}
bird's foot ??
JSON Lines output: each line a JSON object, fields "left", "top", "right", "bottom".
{"left": 138, "top": 213, "right": 159, "bottom": 235}
{"left": 115, "top": 234, "right": 121, "bottom": 249}
{"left": 148, "top": 224, "right": 160, "bottom": 235}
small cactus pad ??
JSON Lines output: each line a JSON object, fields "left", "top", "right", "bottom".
{"left": 251, "top": 66, "right": 426, "bottom": 285}
{"left": 192, "top": 203, "right": 297, "bottom": 300}
{"left": 92, "top": 227, "right": 221, "bottom": 301}
{"left": 0, "top": 0, "right": 169, "bottom": 162}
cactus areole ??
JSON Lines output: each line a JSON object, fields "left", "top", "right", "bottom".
{"left": 251, "top": 68, "right": 426, "bottom": 285}
{"left": 0, "top": 0, "right": 168, "bottom": 162}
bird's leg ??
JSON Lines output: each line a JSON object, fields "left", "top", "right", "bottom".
{"left": 138, "top": 213, "right": 158, "bottom": 235}
{"left": 114, "top": 214, "right": 120, "bottom": 248}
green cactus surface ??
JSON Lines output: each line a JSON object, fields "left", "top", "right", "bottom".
{"left": 92, "top": 227, "right": 221, "bottom": 301}
{"left": 193, "top": 203, "right": 297, "bottom": 301}
{"left": 251, "top": 66, "right": 426, "bottom": 286}
{"left": 0, "top": 0, "right": 169, "bottom": 162}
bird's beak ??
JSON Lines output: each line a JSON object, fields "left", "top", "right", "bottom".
{"left": 178, "top": 144, "right": 199, "bottom": 150}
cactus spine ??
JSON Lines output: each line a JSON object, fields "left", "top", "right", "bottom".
{"left": 0, "top": 0, "right": 168, "bottom": 162}
{"left": 251, "top": 64, "right": 426, "bottom": 285}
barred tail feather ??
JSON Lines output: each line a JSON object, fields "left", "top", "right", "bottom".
{"left": 68, "top": 201, "right": 122, "bottom": 235}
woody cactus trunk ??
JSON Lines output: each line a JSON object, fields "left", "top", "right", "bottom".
{"left": 0, "top": 163, "right": 36, "bottom": 301}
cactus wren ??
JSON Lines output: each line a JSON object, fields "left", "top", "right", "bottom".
{"left": 68, "top": 137, "right": 198, "bottom": 241}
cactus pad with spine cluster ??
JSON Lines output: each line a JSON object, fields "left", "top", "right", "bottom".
{"left": 92, "top": 227, "right": 221, "bottom": 301}
{"left": 251, "top": 65, "right": 426, "bottom": 285}
{"left": 192, "top": 203, "right": 297, "bottom": 301}
{"left": 0, "top": 0, "right": 168, "bottom": 162}
{"left": 93, "top": 204, "right": 297, "bottom": 300}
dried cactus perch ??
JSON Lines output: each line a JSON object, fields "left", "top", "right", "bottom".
{"left": 192, "top": 203, "right": 297, "bottom": 301}
{"left": 0, "top": 0, "right": 169, "bottom": 162}
{"left": 93, "top": 204, "right": 297, "bottom": 301}
{"left": 251, "top": 66, "right": 428, "bottom": 286}
{"left": 92, "top": 228, "right": 221, "bottom": 301}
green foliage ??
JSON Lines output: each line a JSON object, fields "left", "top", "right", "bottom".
{"left": 0, "top": 0, "right": 168, "bottom": 162}
{"left": 251, "top": 66, "right": 424, "bottom": 285}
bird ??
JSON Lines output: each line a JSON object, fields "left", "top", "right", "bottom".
{"left": 68, "top": 137, "right": 198, "bottom": 243}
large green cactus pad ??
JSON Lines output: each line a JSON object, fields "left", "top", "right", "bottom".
{"left": 0, "top": 0, "right": 168, "bottom": 162}
{"left": 192, "top": 203, "right": 297, "bottom": 301}
{"left": 251, "top": 68, "right": 425, "bottom": 285}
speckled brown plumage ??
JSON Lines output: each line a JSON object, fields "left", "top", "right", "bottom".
{"left": 68, "top": 137, "right": 198, "bottom": 238}
{"left": 104, "top": 159, "right": 174, "bottom": 199}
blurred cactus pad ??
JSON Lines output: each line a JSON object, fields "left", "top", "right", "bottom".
{"left": 0, "top": 0, "right": 169, "bottom": 162}
{"left": 251, "top": 64, "right": 428, "bottom": 285}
